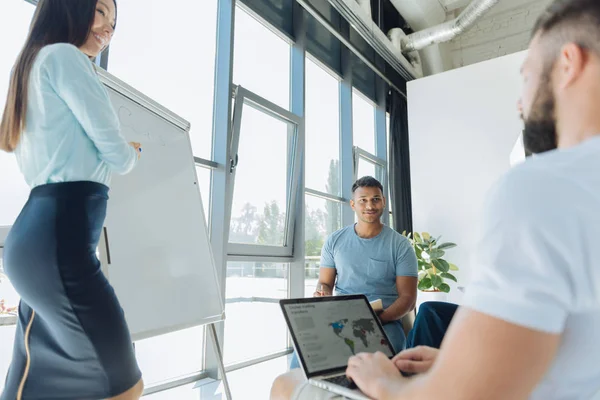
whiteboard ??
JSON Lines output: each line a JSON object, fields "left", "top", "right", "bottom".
{"left": 96, "top": 67, "right": 224, "bottom": 341}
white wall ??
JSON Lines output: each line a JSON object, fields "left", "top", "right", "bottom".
{"left": 407, "top": 50, "right": 526, "bottom": 301}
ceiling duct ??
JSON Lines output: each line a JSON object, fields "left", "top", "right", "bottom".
{"left": 321, "top": 0, "right": 423, "bottom": 79}
{"left": 400, "top": 0, "right": 500, "bottom": 53}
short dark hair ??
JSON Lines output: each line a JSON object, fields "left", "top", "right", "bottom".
{"left": 352, "top": 176, "right": 383, "bottom": 195}
{"left": 532, "top": 0, "right": 600, "bottom": 58}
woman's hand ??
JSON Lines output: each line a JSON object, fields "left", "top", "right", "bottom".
{"left": 129, "top": 142, "right": 142, "bottom": 159}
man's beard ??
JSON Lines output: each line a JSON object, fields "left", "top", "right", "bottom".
{"left": 522, "top": 71, "right": 558, "bottom": 155}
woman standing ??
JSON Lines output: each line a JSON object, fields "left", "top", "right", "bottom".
{"left": 0, "top": 1, "right": 143, "bottom": 399}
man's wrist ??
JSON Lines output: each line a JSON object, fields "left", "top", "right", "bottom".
{"left": 379, "top": 309, "right": 393, "bottom": 323}
{"left": 319, "top": 283, "right": 332, "bottom": 292}
{"left": 375, "top": 376, "right": 405, "bottom": 400}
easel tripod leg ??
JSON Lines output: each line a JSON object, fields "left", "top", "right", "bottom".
{"left": 209, "top": 323, "right": 232, "bottom": 400}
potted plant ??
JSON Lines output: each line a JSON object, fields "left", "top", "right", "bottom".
{"left": 403, "top": 231, "right": 459, "bottom": 306}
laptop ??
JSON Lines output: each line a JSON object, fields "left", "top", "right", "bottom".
{"left": 280, "top": 295, "right": 396, "bottom": 400}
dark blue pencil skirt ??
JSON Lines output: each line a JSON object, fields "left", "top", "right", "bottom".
{"left": 1, "top": 182, "right": 141, "bottom": 400}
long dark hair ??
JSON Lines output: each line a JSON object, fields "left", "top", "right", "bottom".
{"left": 0, "top": 0, "right": 117, "bottom": 152}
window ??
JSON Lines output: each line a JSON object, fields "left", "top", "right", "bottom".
{"left": 0, "top": 1, "right": 36, "bottom": 391}
{"left": 305, "top": 194, "right": 342, "bottom": 296}
{"left": 233, "top": 7, "right": 290, "bottom": 110}
{"left": 107, "top": 0, "right": 218, "bottom": 161}
{"left": 134, "top": 326, "right": 205, "bottom": 385}
{"left": 229, "top": 105, "right": 291, "bottom": 247}
{"left": 227, "top": 86, "right": 301, "bottom": 258}
{"left": 195, "top": 166, "right": 212, "bottom": 227}
{"left": 0, "top": 1, "right": 34, "bottom": 227}
{"left": 352, "top": 90, "right": 376, "bottom": 154}
{"left": 224, "top": 9, "right": 296, "bottom": 368}
{"left": 105, "top": 0, "right": 219, "bottom": 384}
{"left": 354, "top": 147, "right": 388, "bottom": 199}
{"left": 305, "top": 57, "right": 340, "bottom": 195}
{"left": 357, "top": 159, "right": 376, "bottom": 180}
{"left": 304, "top": 56, "right": 343, "bottom": 297}
{"left": 224, "top": 262, "right": 289, "bottom": 365}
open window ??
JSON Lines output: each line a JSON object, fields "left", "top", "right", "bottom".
{"left": 227, "top": 86, "right": 302, "bottom": 258}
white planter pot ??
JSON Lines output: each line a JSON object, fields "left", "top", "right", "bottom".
{"left": 416, "top": 290, "right": 449, "bottom": 312}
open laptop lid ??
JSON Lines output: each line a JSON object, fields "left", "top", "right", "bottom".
{"left": 280, "top": 295, "right": 395, "bottom": 379}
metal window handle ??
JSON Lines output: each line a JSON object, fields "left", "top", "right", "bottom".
{"left": 230, "top": 154, "right": 239, "bottom": 173}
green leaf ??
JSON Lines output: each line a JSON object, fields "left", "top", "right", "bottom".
{"left": 428, "top": 249, "right": 445, "bottom": 259}
{"left": 431, "top": 275, "right": 443, "bottom": 288}
{"left": 414, "top": 232, "right": 422, "bottom": 243}
{"left": 418, "top": 260, "right": 429, "bottom": 270}
{"left": 437, "top": 242, "right": 457, "bottom": 250}
{"left": 424, "top": 268, "right": 437, "bottom": 279}
{"left": 415, "top": 243, "right": 427, "bottom": 251}
{"left": 449, "top": 263, "right": 459, "bottom": 271}
{"left": 439, "top": 283, "right": 451, "bottom": 293}
{"left": 441, "top": 272, "right": 457, "bottom": 282}
{"left": 418, "top": 277, "right": 432, "bottom": 291}
{"left": 418, "top": 271, "right": 428, "bottom": 280}
{"left": 432, "top": 259, "right": 450, "bottom": 273}
{"left": 415, "top": 246, "right": 423, "bottom": 260}
{"left": 421, "top": 232, "right": 431, "bottom": 241}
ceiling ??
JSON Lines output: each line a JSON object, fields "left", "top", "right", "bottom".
{"left": 386, "top": 0, "right": 553, "bottom": 74}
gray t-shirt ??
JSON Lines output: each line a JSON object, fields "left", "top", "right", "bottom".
{"left": 320, "top": 225, "right": 417, "bottom": 308}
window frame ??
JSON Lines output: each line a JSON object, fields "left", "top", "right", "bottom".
{"left": 226, "top": 86, "right": 303, "bottom": 258}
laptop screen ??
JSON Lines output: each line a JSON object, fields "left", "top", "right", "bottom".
{"left": 281, "top": 296, "right": 395, "bottom": 377}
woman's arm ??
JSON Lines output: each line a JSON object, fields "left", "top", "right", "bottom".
{"left": 41, "top": 44, "right": 137, "bottom": 174}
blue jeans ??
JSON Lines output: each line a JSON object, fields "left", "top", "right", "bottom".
{"left": 406, "top": 301, "right": 458, "bottom": 349}
{"left": 289, "top": 320, "right": 406, "bottom": 370}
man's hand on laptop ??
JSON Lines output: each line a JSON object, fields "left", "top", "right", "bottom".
{"left": 314, "top": 282, "right": 332, "bottom": 297}
{"left": 346, "top": 351, "right": 406, "bottom": 399}
{"left": 393, "top": 346, "right": 439, "bottom": 374}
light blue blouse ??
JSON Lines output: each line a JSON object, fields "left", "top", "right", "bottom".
{"left": 14, "top": 43, "right": 137, "bottom": 188}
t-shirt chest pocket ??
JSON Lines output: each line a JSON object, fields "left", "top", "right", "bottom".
{"left": 367, "top": 258, "right": 393, "bottom": 281}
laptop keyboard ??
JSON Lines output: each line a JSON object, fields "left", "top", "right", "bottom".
{"left": 324, "top": 375, "right": 357, "bottom": 390}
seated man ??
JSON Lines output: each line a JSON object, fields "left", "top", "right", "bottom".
{"left": 289, "top": 176, "right": 417, "bottom": 369}
{"left": 273, "top": 2, "right": 600, "bottom": 398}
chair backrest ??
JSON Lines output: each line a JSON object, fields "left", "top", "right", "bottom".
{"left": 401, "top": 307, "right": 416, "bottom": 337}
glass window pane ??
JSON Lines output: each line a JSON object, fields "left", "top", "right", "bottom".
{"left": 305, "top": 57, "right": 340, "bottom": 195}
{"left": 0, "top": 1, "right": 34, "bottom": 227}
{"left": 357, "top": 159, "right": 376, "bottom": 181}
{"left": 233, "top": 8, "right": 290, "bottom": 109}
{"left": 224, "top": 262, "right": 288, "bottom": 365}
{"left": 0, "top": 2, "right": 36, "bottom": 391}
{"left": 107, "top": 0, "right": 218, "bottom": 160}
{"left": 353, "top": 90, "right": 376, "bottom": 154}
{"left": 0, "top": 153, "right": 29, "bottom": 227}
{"left": 304, "top": 194, "right": 342, "bottom": 297}
{"left": 229, "top": 106, "right": 291, "bottom": 246}
{"left": 195, "top": 166, "right": 212, "bottom": 227}
{"left": 227, "top": 355, "right": 289, "bottom": 399}
{"left": 134, "top": 326, "right": 204, "bottom": 386}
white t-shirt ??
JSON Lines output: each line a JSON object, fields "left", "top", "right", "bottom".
{"left": 463, "top": 135, "right": 600, "bottom": 400}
